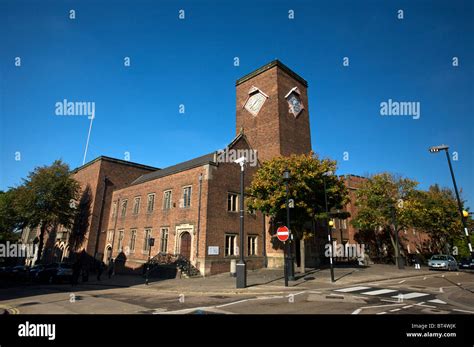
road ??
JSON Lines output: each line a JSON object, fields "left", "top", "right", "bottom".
{"left": 0, "top": 270, "right": 472, "bottom": 315}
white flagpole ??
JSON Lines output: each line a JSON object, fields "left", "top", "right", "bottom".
{"left": 83, "top": 109, "right": 95, "bottom": 165}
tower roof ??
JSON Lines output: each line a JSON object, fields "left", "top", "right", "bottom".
{"left": 236, "top": 60, "right": 308, "bottom": 87}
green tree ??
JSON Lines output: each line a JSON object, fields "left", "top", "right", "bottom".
{"left": 415, "top": 185, "right": 471, "bottom": 257}
{"left": 351, "top": 173, "right": 420, "bottom": 263}
{"left": 246, "top": 152, "right": 349, "bottom": 267}
{"left": 16, "top": 160, "right": 80, "bottom": 264}
{"left": 0, "top": 189, "right": 25, "bottom": 242}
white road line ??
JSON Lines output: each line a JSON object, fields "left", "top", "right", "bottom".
{"left": 391, "top": 292, "right": 429, "bottom": 299}
{"left": 361, "top": 289, "right": 397, "bottom": 296}
{"left": 452, "top": 309, "right": 474, "bottom": 314}
{"left": 389, "top": 308, "right": 401, "bottom": 312}
{"left": 402, "top": 305, "right": 414, "bottom": 309}
{"left": 360, "top": 303, "right": 405, "bottom": 309}
{"left": 376, "top": 311, "right": 387, "bottom": 315}
{"left": 398, "top": 280, "right": 406, "bottom": 284}
{"left": 335, "top": 286, "right": 370, "bottom": 293}
{"left": 428, "top": 299, "right": 447, "bottom": 305}
{"left": 439, "top": 287, "right": 444, "bottom": 293}
{"left": 418, "top": 303, "right": 436, "bottom": 308}
{"left": 352, "top": 309, "right": 362, "bottom": 315}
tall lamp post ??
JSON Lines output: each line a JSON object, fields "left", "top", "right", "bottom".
{"left": 235, "top": 156, "right": 247, "bottom": 288}
{"left": 283, "top": 169, "right": 295, "bottom": 281}
{"left": 323, "top": 171, "right": 335, "bottom": 283}
{"left": 391, "top": 201, "right": 404, "bottom": 269}
{"left": 429, "top": 145, "right": 473, "bottom": 257}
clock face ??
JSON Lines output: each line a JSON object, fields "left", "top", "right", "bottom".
{"left": 245, "top": 92, "right": 266, "bottom": 116}
{"left": 287, "top": 94, "right": 303, "bottom": 117}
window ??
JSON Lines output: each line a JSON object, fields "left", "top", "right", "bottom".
{"left": 182, "top": 187, "right": 192, "bottom": 208}
{"left": 132, "top": 197, "right": 141, "bottom": 215}
{"left": 160, "top": 228, "right": 169, "bottom": 253}
{"left": 163, "top": 190, "right": 172, "bottom": 210}
{"left": 112, "top": 202, "right": 117, "bottom": 218}
{"left": 147, "top": 194, "right": 155, "bottom": 213}
{"left": 227, "top": 193, "right": 239, "bottom": 212}
{"left": 248, "top": 236, "right": 257, "bottom": 256}
{"left": 144, "top": 228, "right": 152, "bottom": 251}
{"left": 117, "top": 230, "right": 124, "bottom": 251}
{"left": 340, "top": 219, "right": 347, "bottom": 229}
{"left": 130, "top": 230, "right": 137, "bottom": 252}
{"left": 120, "top": 200, "right": 128, "bottom": 217}
{"left": 225, "top": 234, "right": 237, "bottom": 256}
{"left": 107, "top": 230, "right": 114, "bottom": 242}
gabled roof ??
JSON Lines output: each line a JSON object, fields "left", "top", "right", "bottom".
{"left": 130, "top": 132, "right": 255, "bottom": 186}
{"left": 131, "top": 152, "right": 217, "bottom": 186}
{"left": 72, "top": 156, "right": 158, "bottom": 174}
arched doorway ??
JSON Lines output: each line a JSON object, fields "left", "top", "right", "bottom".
{"left": 105, "top": 246, "right": 112, "bottom": 264}
{"left": 180, "top": 232, "right": 191, "bottom": 260}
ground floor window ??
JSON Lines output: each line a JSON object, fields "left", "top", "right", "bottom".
{"left": 130, "top": 230, "right": 137, "bottom": 252}
{"left": 160, "top": 228, "right": 169, "bottom": 253}
{"left": 117, "top": 230, "right": 124, "bottom": 251}
{"left": 248, "top": 235, "right": 257, "bottom": 256}
{"left": 144, "top": 228, "right": 152, "bottom": 252}
{"left": 225, "top": 234, "right": 237, "bottom": 256}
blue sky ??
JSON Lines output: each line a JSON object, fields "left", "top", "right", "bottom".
{"left": 1, "top": 0, "right": 473, "bottom": 206}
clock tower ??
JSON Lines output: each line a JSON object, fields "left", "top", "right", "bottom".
{"left": 235, "top": 60, "right": 312, "bottom": 162}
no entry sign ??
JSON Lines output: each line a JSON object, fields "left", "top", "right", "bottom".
{"left": 276, "top": 226, "right": 290, "bottom": 242}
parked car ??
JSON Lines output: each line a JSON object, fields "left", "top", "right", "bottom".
{"left": 29, "top": 264, "right": 45, "bottom": 281}
{"left": 36, "top": 263, "right": 73, "bottom": 283}
{"left": 458, "top": 258, "right": 474, "bottom": 270}
{"left": 11, "top": 265, "right": 30, "bottom": 280}
{"left": 0, "top": 266, "right": 13, "bottom": 279}
{"left": 428, "top": 255, "right": 458, "bottom": 271}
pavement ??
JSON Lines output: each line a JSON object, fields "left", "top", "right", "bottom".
{"left": 1, "top": 264, "right": 472, "bottom": 315}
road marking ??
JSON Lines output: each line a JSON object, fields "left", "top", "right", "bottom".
{"left": 391, "top": 292, "right": 429, "bottom": 299}
{"left": 376, "top": 311, "right": 387, "bottom": 315}
{"left": 439, "top": 287, "right": 444, "bottom": 293}
{"left": 452, "top": 308, "right": 474, "bottom": 314}
{"left": 360, "top": 303, "right": 405, "bottom": 309}
{"left": 389, "top": 308, "right": 401, "bottom": 312}
{"left": 398, "top": 280, "right": 406, "bottom": 284}
{"left": 417, "top": 303, "right": 436, "bottom": 308}
{"left": 428, "top": 299, "right": 447, "bottom": 304}
{"left": 361, "top": 289, "right": 397, "bottom": 296}
{"left": 335, "top": 286, "right": 370, "bottom": 293}
{"left": 423, "top": 277, "right": 427, "bottom": 280}
{"left": 402, "top": 305, "right": 414, "bottom": 309}
{"left": 352, "top": 309, "right": 362, "bottom": 315}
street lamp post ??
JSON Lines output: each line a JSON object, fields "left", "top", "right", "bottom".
{"left": 283, "top": 169, "right": 295, "bottom": 281}
{"left": 235, "top": 156, "right": 247, "bottom": 288}
{"left": 145, "top": 237, "right": 154, "bottom": 285}
{"left": 391, "top": 204, "right": 404, "bottom": 269}
{"left": 323, "top": 172, "right": 335, "bottom": 283}
{"left": 429, "top": 145, "right": 473, "bottom": 257}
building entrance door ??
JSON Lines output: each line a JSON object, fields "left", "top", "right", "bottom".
{"left": 180, "top": 232, "right": 191, "bottom": 260}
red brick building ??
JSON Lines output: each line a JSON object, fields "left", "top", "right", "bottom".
{"left": 27, "top": 61, "right": 427, "bottom": 274}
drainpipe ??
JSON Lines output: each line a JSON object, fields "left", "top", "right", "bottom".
{"left": 94, "top": 176, "right": 109, "bottom": 260}
{"left": 109, "top": 197, "right": 120, "bottom": 263}
{"left": 196, "top": 173, "right": 203, "bottom": 261}
{"left": 262, "top": 213, "right": 267, "bottom": 267}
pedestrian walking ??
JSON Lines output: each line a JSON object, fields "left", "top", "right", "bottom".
{"left": 414, "top": 254, "right": 421, "bottom": 270}
{"left": 97, "top": 261, "right": 105, "bottom": 281}
{"left": 108, "top": 259, "right": 115, "bottom": 279}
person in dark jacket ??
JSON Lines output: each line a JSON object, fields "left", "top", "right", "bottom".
{"left": 97, "top": 261, "right": 105, "bottom": 281}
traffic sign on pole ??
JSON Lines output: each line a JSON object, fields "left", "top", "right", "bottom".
{"left": 277, "top": 226, "right": 290, "bottom": 242}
